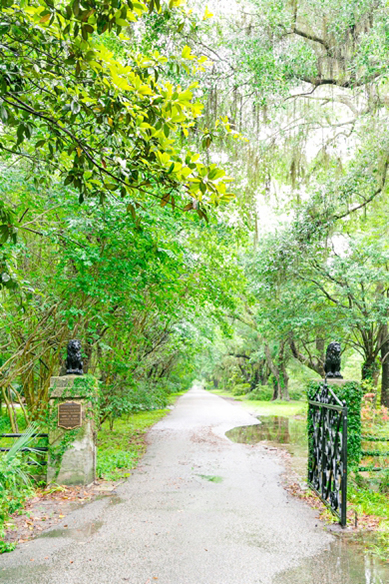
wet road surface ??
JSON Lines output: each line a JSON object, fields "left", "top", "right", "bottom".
{"left": 1, "top": 387, "right": 385, "bottom": 584}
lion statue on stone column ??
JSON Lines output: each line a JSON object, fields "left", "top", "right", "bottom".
{"left": 324, "top": 342, "right": 342, "bottom": 379}
{"left": 66, "top": 340, "right": 84, "bottom": 375}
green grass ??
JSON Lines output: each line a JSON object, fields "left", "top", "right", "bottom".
{"left": 348, "top": 483, "right": 389, "bottom": 561}
{"left": 209, "top": 389, "right": 307, "bottom": 418}
{"left": 348, "top": 483, "right": 389, "bottom": 519}
{"left": 97, "top": 410, "right": 169, "bottom": 480}
{"left": 240, "top": 399, "right": 307, "bottom": 417}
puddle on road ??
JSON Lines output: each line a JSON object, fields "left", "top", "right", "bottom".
{"left": 273, "top": 536, "right": 388, "bottom": 584}
{"left": 39, "top": 519, "right": 103, "bottom": 541}
{"left": 227, "top": 415, "right": 389, "bottom": 583}
{"left": 226, "top": 415, "right": 306, "bottom": 448}
{"left": 226, "top": 416, "right": 308, "bottom": 476}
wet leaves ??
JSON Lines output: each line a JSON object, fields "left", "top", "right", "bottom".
{"left": 2, "top": 483, "right": 106, "bottom": 546}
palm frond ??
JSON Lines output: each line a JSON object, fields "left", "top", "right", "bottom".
{"left": 5, "top": 424, "right": 39, "bottom": 460}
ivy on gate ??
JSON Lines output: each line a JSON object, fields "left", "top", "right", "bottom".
{"left": 306, "top": 380, "right": 363, "bottom": 468}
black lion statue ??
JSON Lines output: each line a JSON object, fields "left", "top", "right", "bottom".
{"left": 66, "top": 340, "right": 84, "bottom": 375}
{"left": 324, "top": 342, "right": 342, "bottom": 379}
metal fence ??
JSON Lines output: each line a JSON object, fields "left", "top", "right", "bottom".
{"left": 308, "top": 380, "right": 348, "bottom": 527}
{"left": 359, "top": 434, "right": 389, "bottom": 473}
{"left": 0, "top": 433, "right": 48, "bottom": 466}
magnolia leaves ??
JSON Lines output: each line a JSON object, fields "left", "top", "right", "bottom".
{"left": 0, "top": 0, "right": 234, "bottom": 225}
{"left": 36, "top": 0, "right": 148, "bottom": 38}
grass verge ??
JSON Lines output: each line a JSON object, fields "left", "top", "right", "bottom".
{"left": 96, "top": 391, "right": 185, "bottom": 481}
{"left": 97, "top": 409, "right": 168, "bottom": 480}
{"left": 209, "top": 388, "right": 307, "bottom": 417}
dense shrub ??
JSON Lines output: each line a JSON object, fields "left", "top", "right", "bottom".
{"left": 99, "top": 379, "right": 170, "bottom": 429}
{"left": 231, "top": 383, "right": 251, "bottom": 396}
{"left": 126, "top": 381, "right": 169, "bottom": 412}
{"left": 288, "top": 387, "right": 305, "bottom": 401}
{"left": 247, "top": 385, "right": 273, "bottom": 400}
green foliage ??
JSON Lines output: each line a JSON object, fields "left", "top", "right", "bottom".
{"left": 231, "top": 382, "right": 251, "bottom": 396}
{"left": 0, "top": 411, "right": 14, "bottom": 434}
{"left": 0, "top": 427, "right": 37, "bottom": 553}
{"left": 307, "top": 381, "right": 363, "bottom": 468}
{"left": 0, "top": 162, "right": 242, "bottom": 419}
{"left": 99, "top": 378, "right": 169, "bottom": 429}
{"left": 97, "top": 450, "right": 138, "bottom": 481}
{"left": 348, "top": 482, "right": 389, "bottom": 519}
{"left": 0, "top": 0, "right": 234, "bottom": 222}
{"left": 0, "top": 0, "right": 388, "bottom": 541}
{"left": 247, "top": 385, "right": 273, "bottom": 401}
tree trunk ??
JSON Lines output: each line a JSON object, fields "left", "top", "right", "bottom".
{"left": 380, "top": 325, "right": 389, "bottom": 407}
{"left": 279, "top": 357, "right": 290, "bottom": 400}
{"left": 83, "top": 339, "right": 94, "bottom": 374}
{"left": 2, "top": 387, "right": 17, "bottom": 433}
{"left": 258, "top": 360, "right": 271, "bottom": 385}
{"left": 278, "top": 341, "right": 289, "bottom": 400}
{"left": 361, "top": 356, "right": 380, "bottom": 384}
{"left": 271, "top": 376, "right": 281, "bottom": 401}
{"left": 249, "top": 363, "right": 258, "bottom": 390}
{"left": 264, "top": 344, "right": 280, "bottom": 399}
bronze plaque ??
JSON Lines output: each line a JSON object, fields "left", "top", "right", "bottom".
{"left": 58, "top": 401, "right": 82, "bottom": 429}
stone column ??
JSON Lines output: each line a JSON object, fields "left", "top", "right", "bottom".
{"left": 47, "top": 375, "right": 97, "bottom": 485}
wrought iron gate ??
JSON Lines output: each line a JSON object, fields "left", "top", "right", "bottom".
{"left": 308, "top": 380, "right": 348, "bottom": 526}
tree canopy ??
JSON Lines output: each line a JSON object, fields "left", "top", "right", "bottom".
{"left": 1, "top": 0, "right": 388, "bottom": 429}
{"left": 0, "top": 1, "right": 235, "bottom": 242}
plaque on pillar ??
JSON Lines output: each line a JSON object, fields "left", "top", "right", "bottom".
{"left": 58, "top": 401, "right": 82, "bottom": 429}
